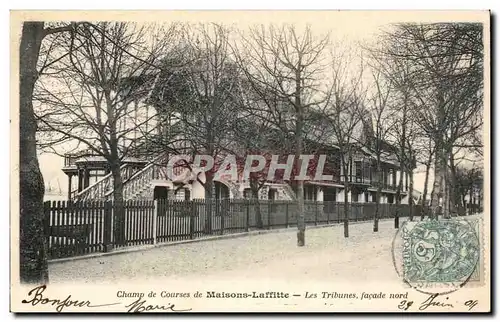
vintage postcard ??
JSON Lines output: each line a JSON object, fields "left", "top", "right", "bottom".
{"left": 10, "top": 10, "right": 490, "bottom": 313}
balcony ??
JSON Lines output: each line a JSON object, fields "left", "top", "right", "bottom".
{"left": 370, "top": 181, "right": 399, "bottom": 191}
{"left": 63, "top": 149, "right": 97, "bottom": 167}
{"left": 340, "top": 175, "right": 371, "bottom": 186}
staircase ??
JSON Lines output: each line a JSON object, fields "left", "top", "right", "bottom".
{"left": 277, "top": 184, "right": 297, "bottom": 201}
{"left": 121, "top": 154, "right": 181, "bottom": 200}
{"left": 73, "top": 163, "right": 138, "bottom": 201}
{"left": 73, "top": 155, "right": 169, "bottom": 201}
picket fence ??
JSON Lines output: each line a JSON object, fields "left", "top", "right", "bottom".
{"left": 44, "top": 199, "right": 425, "bottom": 259}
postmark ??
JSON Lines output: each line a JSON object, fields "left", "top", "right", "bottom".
{"left": 392, "top": 217, "right": 483, "bottom": 295}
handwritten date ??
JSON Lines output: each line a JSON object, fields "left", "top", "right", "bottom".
{"left": 399, "top": 294, "right": 478, "bottom": 312}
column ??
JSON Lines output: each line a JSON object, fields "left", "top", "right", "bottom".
{"left": 67, "top": 175, "right": 73, "bottom": 200}
{"left": 396, "top": 170, "right": 401, "bottom": 188}
{"left": 337, "top": 189, "right": 344, "bottom": 202}
{"left": 78, "top": 169, "right": 83, "bottom": 192}
{"left": 83, "top": 168, "right": 90, "bottom": 189}
{"left": 317, "top": 188, "right": 324, "bottom": 202}
{"left": 340, "top": 159, "right": 344, "bottom": 180}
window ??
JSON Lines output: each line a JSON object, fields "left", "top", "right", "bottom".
{"left": 354, "top": 161, "right": 363, "bottom": 182}
{"left": 243, "top": 188, "right": 252, "bottom": 199}
{"left": 355, "top": 161, "right": 362, "bottom": 182}
{"left": 304, "top": 186, "right": 317, "bottom": 201}
{"left": 268, "top": 188, "right": 278, "bottom": 200}
{"left": 352, "top": 192, "right": 359, "bottom": 202}
{"left": 174, "top": 184, "right": 191, "bottom": 201}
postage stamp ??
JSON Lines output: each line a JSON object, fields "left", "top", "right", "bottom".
{"left": 402, "top": 219, "right": 481, "bottom": 285}
{"left": 391, "top": 216, "right": 485, "bottom": 297}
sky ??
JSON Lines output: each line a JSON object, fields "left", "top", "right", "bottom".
{"left": 31, "top": 10, "right": 489, "bottom": 196}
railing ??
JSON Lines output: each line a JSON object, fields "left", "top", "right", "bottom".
{"left": 121, "top": 159, "right": 162, "bottom": 200}
{"left": 120, "top": 154, "right": 195, "bottom": 200}
{"left": 73, "top": 163, "right": 139, "bottom": 201}
{"left": 63, "top": 149, "right": 97, "bottom": 167}
{"left": 340, "top": 175, "right": 371, "bottom": 184}
{"left": 371, "top": 181, "right": 398, "bottom": 191}
{"left": 276, "top": 184, "right": 296, "bottom": 201}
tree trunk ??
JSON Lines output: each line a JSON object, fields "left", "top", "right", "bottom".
{"left": 409, "top": 168, "right": 414, "bottom": 221}
{"left": 422, "top": 159, "right": 431, "bottom": 206}
{"left": 110, "top": 161, "right": 125, "bottom": 246}
{"left": 395, "top": 168, "right": 404, "bottom": 226}
{"left": 250, "top": 179, "right": 263, "bottom": 229}
{"left": 448, "top": 152, "right": 459, "bottom": 216}
{"left": 469, "top": 186, "right": 474, "bottom": 215}
{"left": 374, "top": 158, "right": 382, "bottom": 232}
{"left": 295, "top": 69, "right": 305, "bottom": 247}
{"left": 442, "top": 167, "right": 450, "bottom": 219}
{"left": 343, "top": 179, "right": 349, "bottom": 238}
{"left": 19, "top": 22, "right": 49, "bottom": 284}
{"left": 204, "top": 171, "right": 214, "bottom": 234}
{"left": 430, "top": 141, "right": 445, "bottom": 220}
{"left": 422, "top": 155, "right": 432, "bottom": 220}
{"left": 296, "top": 163, "right": 305, "bottom": 246}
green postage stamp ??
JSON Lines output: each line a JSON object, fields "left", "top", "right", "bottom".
{"left": 401, "top": 218, "right": 483, "bottom": 291}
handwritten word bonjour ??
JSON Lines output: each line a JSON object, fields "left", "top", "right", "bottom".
{"left": 22, "top": 285, "right": 120, "bottom": 312}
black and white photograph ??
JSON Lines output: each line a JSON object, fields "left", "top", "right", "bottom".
{"left": 10, "top": 10, "right": 490, "bottom": 313}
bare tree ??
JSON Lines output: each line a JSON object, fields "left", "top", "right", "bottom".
{"left": 230, "top": 109, "right": 277, "bottom": 229}
{"left": 378, "top": 23, "right": 483, "bottom": 219}
{"left": 19, "top": 21, "right": 76, "bottom": 284}
{"left": 236, "top": 24, "right": 330, "bottom": 246}
{"left": 367, "top": 45, "right": 424, "bottom": 223}
{"left": 35, "top": 22, "right": 177, "bottom": 244}
{"left": 364, "top": 70, "right": 396, "bottom": 231}
{"left": 145, "top": 23, "right": 244, "bottom": 233}
{"left": 324, "top": 49, "right": 365, "bottom": 238}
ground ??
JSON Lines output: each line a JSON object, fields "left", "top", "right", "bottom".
{"left": 49, "top": 216, "right": 481, "bottom": 285}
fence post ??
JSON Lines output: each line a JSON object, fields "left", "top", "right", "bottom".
{"left": 315, "top": 201, "right": 318, "bottom": 225}
{"left": 103, "top": 201, "right": 114, "bottom": 252}
{"left": 245, "top": 200, "right": 250, "bottom": 232}
{"left": 220, "top": 200, "right": 225, "bottom": 236}
{"left": 43, "top": 201, "right": 50, "bottom": 234}
{"left": 267, "top": 201, "right": 271, "bottom": 229}
{"left": 43, "top": 201, "right": 50, "bottom": 250}
{"left": 189, "top": 200, "right": 195, "bottom": 239}
{"left": 394, "top": 204, "right": 400, "bottom": 229}
{"left": 285, "top": 203, "right": 289, "bottom": 228}
{"left": 153, "top": 200, "right": 158, "bottom": 244}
